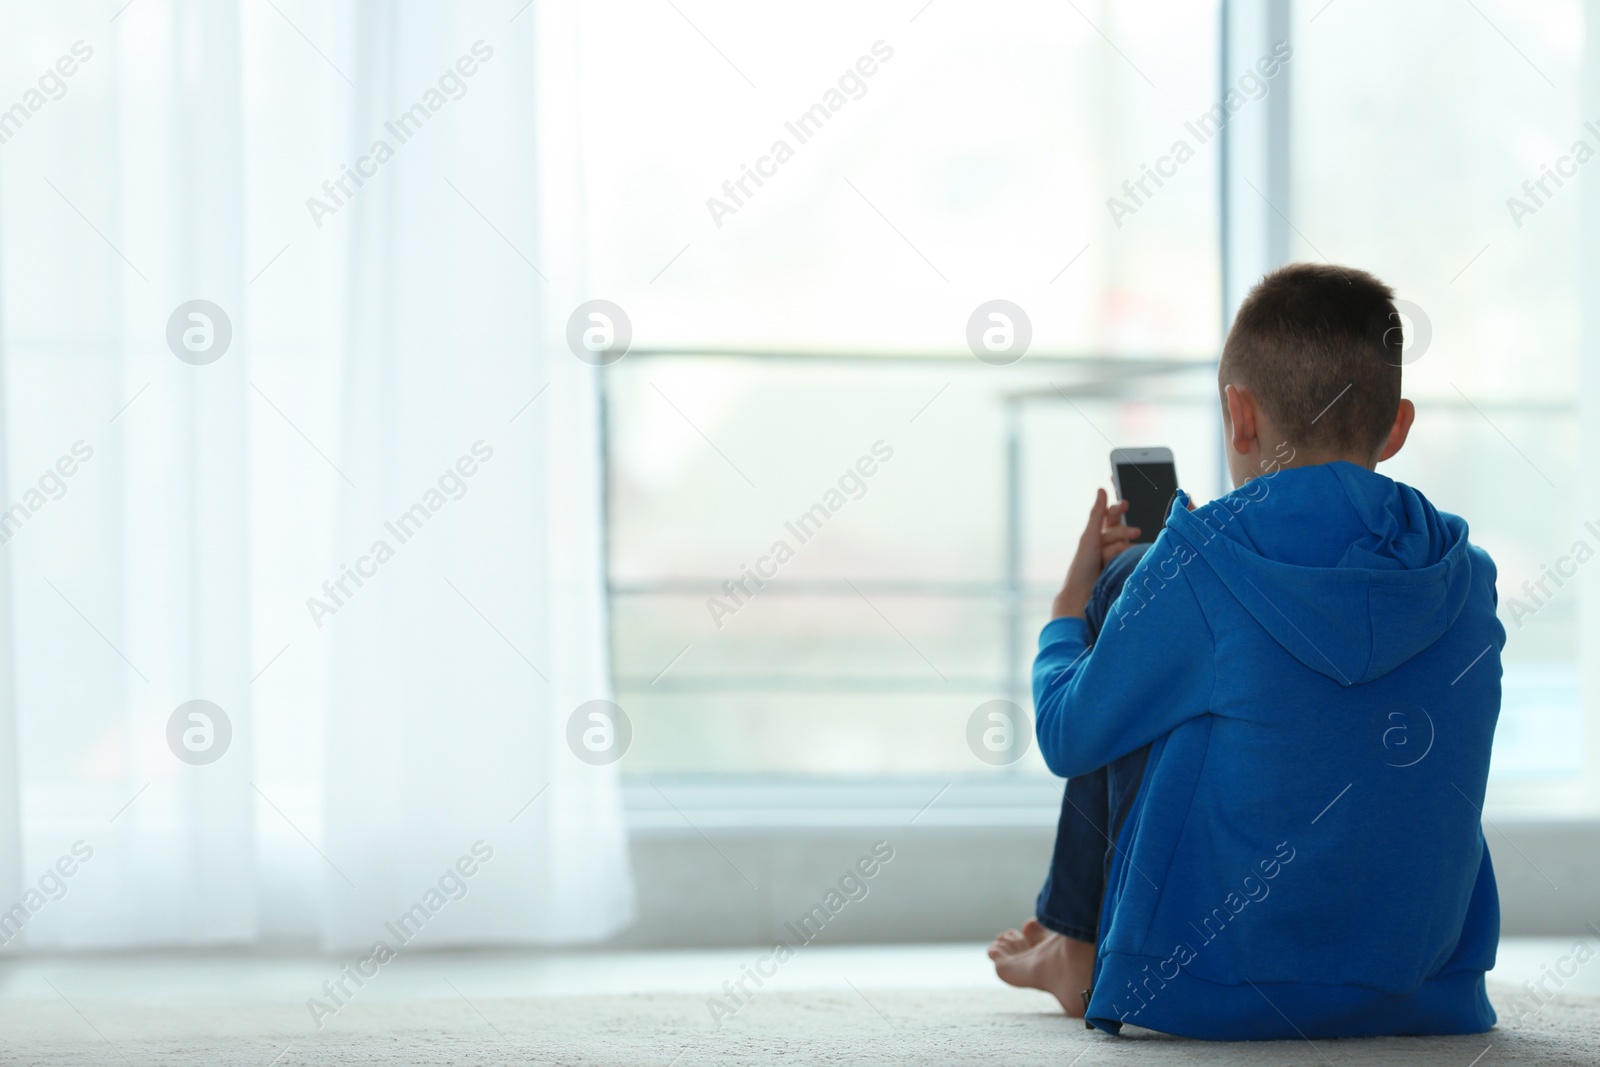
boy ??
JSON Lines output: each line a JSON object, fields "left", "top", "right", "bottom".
{"left": 990, "top": 264, "right": 1504, "bottom": 1039}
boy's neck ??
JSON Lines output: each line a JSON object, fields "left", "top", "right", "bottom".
{"left": 1277, "top": 448, "right": 1377, "bottom": 472}
{"left": 1233, "top": 440, "right": 1378, "bottom": 489}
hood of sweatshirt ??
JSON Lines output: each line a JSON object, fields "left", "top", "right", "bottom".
{"left": 1164, "top": 462, "right": 1475, "bottom": 687}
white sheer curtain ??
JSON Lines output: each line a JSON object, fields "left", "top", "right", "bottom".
{"left": 0, "top": 0, "right": 632, "bottom": 951}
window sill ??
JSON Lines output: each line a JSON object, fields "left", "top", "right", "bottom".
{"left": 611, "top": 776, "right": 1600, "bottom": 946}
{"left": 622, "top": 776, "right": 1064, "bottom": 832}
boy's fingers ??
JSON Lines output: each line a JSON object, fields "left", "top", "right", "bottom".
{"left": 1102, "top": 539, "right": 1135, "bottom": 562}
{"left": 1102, "top": 499, "right": 1130, "bottom": 529}
{"left": 1082, "top": 488, "right": 1107, "bottom": 543}
{"left": 1101, "top": 525, "right": 1140, "bottom": 547}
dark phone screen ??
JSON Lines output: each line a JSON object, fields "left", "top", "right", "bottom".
{"left": 1115, "top": 462, "right": 1179, "bottom": 544}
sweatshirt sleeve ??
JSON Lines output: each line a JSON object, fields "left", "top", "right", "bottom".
{"left": 1033, "top": 551, "right": 1217, "bottom": 778}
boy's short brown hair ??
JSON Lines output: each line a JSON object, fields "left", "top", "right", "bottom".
{"left": 1219, "top": 263, "right": 1403, "bottom": 456}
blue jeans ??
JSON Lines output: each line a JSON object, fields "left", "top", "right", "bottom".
{"left": 1034, "top": 543, "right": 1151, "bottom": 943}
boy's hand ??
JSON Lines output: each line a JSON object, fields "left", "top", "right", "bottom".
{"left": 1051, "top": 488, "right": 1141, "bottom": 620}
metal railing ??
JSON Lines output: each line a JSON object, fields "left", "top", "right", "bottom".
{"left": 602, "top": 350, "right": 1218, "bottom": 710}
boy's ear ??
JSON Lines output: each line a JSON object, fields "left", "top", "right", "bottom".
{"left": 1374, "top": 398, "right": 1415, "bottom": 464}
{"left": 1224, "top": 384, "right": 1258, "bottom": 455}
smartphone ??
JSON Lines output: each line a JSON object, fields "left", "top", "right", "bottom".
{"left": 1110, "top": 447, "right": 1179, "bottom": 544}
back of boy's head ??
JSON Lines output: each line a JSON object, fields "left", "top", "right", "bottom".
{"left": 1219, "top": 263, "right": 1403, "bottom": 456}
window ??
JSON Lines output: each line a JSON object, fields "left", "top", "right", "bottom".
{"left": 584, "top": 1, "right": 1222, "bottom": 777}
{"left": 589, "top": 0, "right": 1598, "bottom": 813}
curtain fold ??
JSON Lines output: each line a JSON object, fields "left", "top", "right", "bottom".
{"left": 0, "top": 0, "right": 631, "bottom": 952}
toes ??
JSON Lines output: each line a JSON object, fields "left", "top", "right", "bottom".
{"left": 1021, "top": 918, "right": 1047, "bottom": 944}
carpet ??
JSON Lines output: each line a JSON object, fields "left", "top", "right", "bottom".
{"left": 5, "top": 982, "right": 1596, "bottom": 1065}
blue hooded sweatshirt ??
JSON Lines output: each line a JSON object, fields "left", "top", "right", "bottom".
{"left": 1033, "top": 462, "right": 1504, "bottom": 1040}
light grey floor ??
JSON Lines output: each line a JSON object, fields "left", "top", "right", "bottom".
{"left": 2, "top": 938, "right": 1597, "bottom": 1003}
{"left": 1, "top": 940, "right": 1596, "bottom": 1065}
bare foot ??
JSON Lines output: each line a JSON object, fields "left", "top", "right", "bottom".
{"left": 987, "top": 929, "right": 1027, "bottom": 959}
{"left": 986, "top": 918, "right": 1051, "bottom": 962}
{"left": 991, "top": 929, "right": 1095, "bottom": 1017}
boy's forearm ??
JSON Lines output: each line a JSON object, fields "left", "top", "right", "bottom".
{"left": 1032, "top": 617, "right": 1093, "bottom": 776}
{"left": 1031, "top": 578, "right": 1215, "bottom": 779}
